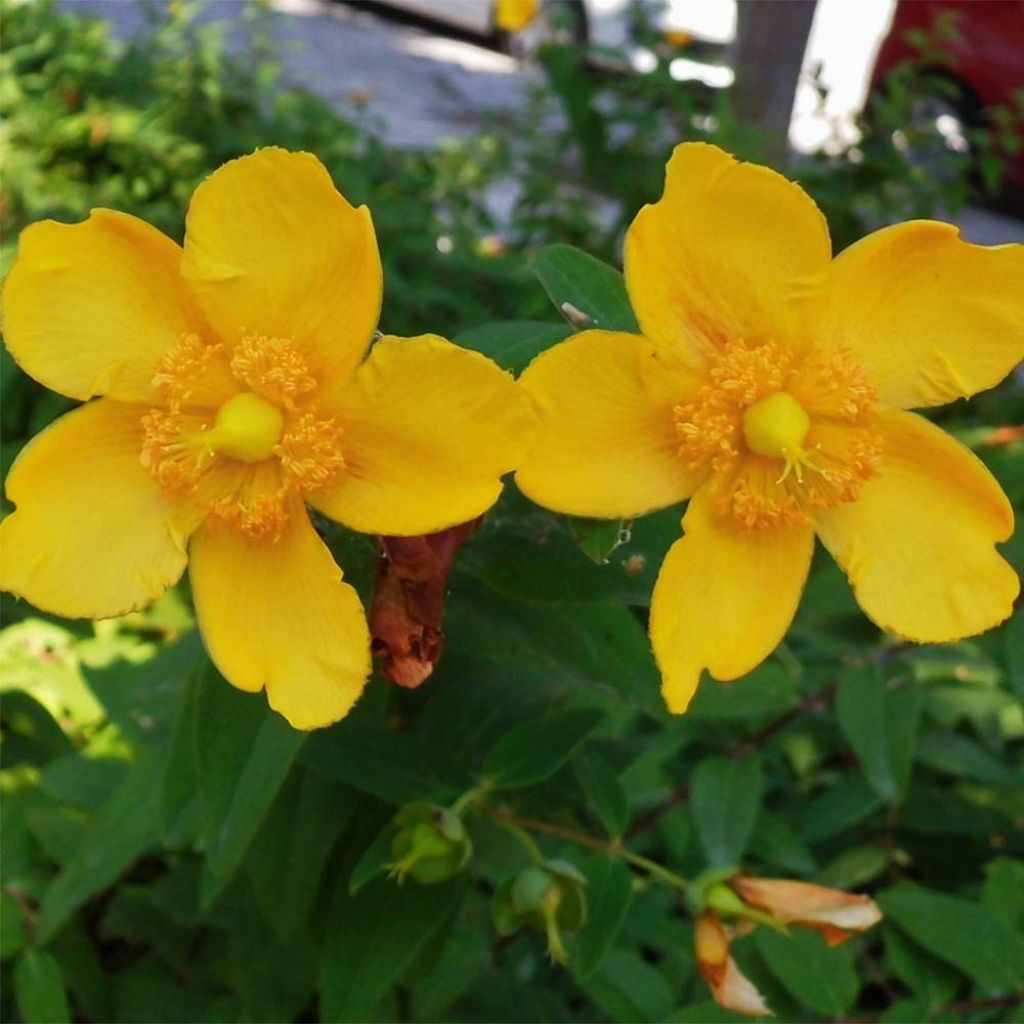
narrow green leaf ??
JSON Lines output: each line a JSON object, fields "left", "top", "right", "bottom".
{"left": 348, "top": 819, "right": 397, "bottom": 895}
{"left": 14, "top": 950, "right": 70, "bottom": 1024}
{"left": 574, "top": 751, "right": 629, "bottom": 838}
{"left": 485, "top": 708, "right": 604, "bottom": 790}
{"left": 247, "top": 770, "right": 357, "bottom": 937}
{"left": 836, "top": 665, "right": 920, "bottom": 804}
{"left": 529, "top": 244, "right": 639, "bottom": 333}
{"left": 319, "top": 877, "right": 462, "bottom": 1022}
{"left": 880, "top": 883, "right": 1024, "bottom": 990}
{"left": 193, "top": 661, "right": 305, "bottom": 908}
{"left": 410, "top": 926, "right": 490, "bottom": 1020}
{"left": 915, "top": 729, "right": 1015, "bottom": 786}
{"left": 454, "top": 320, "right": 571, "bottom": 373}
{"left": 1, "top": 891, "right": 27, "bottom": 960}
{"left": 575, "top": 857, "right": 633, "bottom": 978}
{"left": 690, "top": 756, "right": 763, "bottom": 865}
{"left": 755, "top": 927, "right": 859, "bottom": 1017}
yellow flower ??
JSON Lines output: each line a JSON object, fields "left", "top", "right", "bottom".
{"left": 0, "top": 148, "right": 533, "bottom": 730}
{"left": 516, "top": 142, "right": 1022, "bottom": 713}
{"left": 496, "top": 0, "right": 540, "bottom": 34}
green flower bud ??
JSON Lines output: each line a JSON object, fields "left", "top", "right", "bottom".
{"left": 492, "top": 858, "right": 587, "bottom": 965}
{"left": 387, "top": 802, "right": 472, "bottom": 885}
{"left": 685, "top": 864, "right": 741, "bottom": 916}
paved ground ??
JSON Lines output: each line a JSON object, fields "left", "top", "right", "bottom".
{"left": 63, "top": 0, "right": 534, "bottom": 148}
{"left": 61, "top": 0, "right": 1023, "bottom": 244}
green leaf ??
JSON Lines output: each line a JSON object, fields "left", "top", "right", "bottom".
{"left": 1, "top": 891, "right": 27, "bottom": 960}
{"left": 576, "top": 947, "right": 675, "bottom": 1022}
{"left": 883, "top": 925, "right": 960, "bottom": 1008}
{"left": 302, "top": 715, "right": 457, "bottom": 805}
{"left": 14, "top": 950, "right": 70, "bottom": 1024}
{"left": 687, "top": 662, "right": 798, "bottom": 722}
{"left": 800, "top": 774, "right": 883, "bottom": 842}
{"left": 1006, "top": 610, "right": 1024, "bottom": 699}
{"left": 575, "top": 857, "right": 634, "bottom": 978}
{"left": 880, "top": 883, "right": 1024, "bottom": 991}
{"left": 348, "top": 818, "right": 397, "bottom": 896}
{"left": 755, "top": 927, "right": 859, "bottom": 1017}
{"left": 981, "top": 858, "right": 1024, "bottom": 932}
{"left": 454, "top": 320, "right": 571, "bottom": 373}
{"left": 817, "top": 844, "right": 889, "bottom": 889}
{"left": 915, "top": 729, "right": 1015, "bottom": 785}
{"left": 319, "top": 876, "right": 462, "bottom": 1022}
{"left": 747, "top": 811, "right": 817, "bottom": 875}
{"left": 569, "top": 518, "right": 631, "bottom": 564}
{"left": 836, "top": 665, "right": 920, "bottom": 804}
{"left": 36, "top": 750, "right": 165, "bottom": 943}
{"left": 485, "top": 708, "right": 604, "bottom": 790}
{"left": 529, "top": 244, "right": 639, "bottom": 333}
{"left": 574, "top": 751, "right": 629, "bottom": 838}
{"left": 246, "top": 769, "right": 357, "bottom": 937}
{"left": 690, "top": 756, "right": 763, "bottom": 865}
{"left": 409, "top": 924, "right": 490, "bottom": 1020}
{"left": 192, "top": 661, "right": 306, "bottom": 908}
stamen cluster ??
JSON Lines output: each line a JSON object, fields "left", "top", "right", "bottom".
{"left": 673, "top": 340, "right": 882, "bottom": 529}
{"left": 141, "top": 332, "right": 346, "bottom": 539}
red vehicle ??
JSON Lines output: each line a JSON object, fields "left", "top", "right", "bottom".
{"left": 870, "top": 0, "right": 1024, "bottom": 189}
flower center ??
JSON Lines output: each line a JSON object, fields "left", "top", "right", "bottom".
{"left": 203, "top": 392, "right": 284, "bottom": 463}
{"left": 673, "top": 339, "right": 882, "bottom": 529}
{"left": 141, "top": 333, "right": 347, "bottom": 539}
{"left": 742, "top": 391, "right": 816, "bottom": 483}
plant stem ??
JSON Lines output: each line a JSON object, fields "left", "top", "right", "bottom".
{"left": 485, "top": 808, "right": 688, "bottom": 894}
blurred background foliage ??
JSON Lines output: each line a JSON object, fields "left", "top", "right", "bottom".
{"left": 1, "top": 1, "right": 1023, "bottom": 1021}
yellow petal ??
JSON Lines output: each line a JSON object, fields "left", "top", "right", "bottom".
{"left": 732, "top": 877, "right": 882, "bottom": 945}
{"left": 650, "top": 485, "right": 814, "bottom": 713}
{"left": 0, "top": 400, "right": 189, "bottom": 617}
{"left": 515, "top": 330, "right": 704, "bottom": 518}
{"left": 311, "top": 334, "right": 533, "bottom": 536}
{"left": 189, "top": 505, "right": 371, "bottom": 730}
{"left": 819, "top": 221, "right": 1024, "bottom": 408}
{"left": 2, "top": 211, "right": 204, "bottom": 402}
{"left": 181, "top": 148, "right": 381, "bottom": 387}
{"left": 815, "top": 410, "right": 1018, "bottom": 642}
{"left": 624, "top": 143, "right": 831, "bottom": 369}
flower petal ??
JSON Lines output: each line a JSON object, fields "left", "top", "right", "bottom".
{"left": 2, "top": 211, "right": 204, "bottom": 402}
{"left": 189, "top": 506, "right": 371, "bottom": 730}
{"left": 694, "top": 912, "right": 772, "bottom": 1018}
{"left": 650, "top": 485, "right": 814, "bottom": 713}
{"left": 0, "top": 400, "right": 189, "bottom": 617}
{"left": 311, "top": 334, "right": 533, "bottom": 536}
{"left": 819, "top": 221, "right": 1024, "bottom": 408}
{"left": 732, "top": 877, "right": 882, "bottom": 946}
{"left": 182, "top": 148, "right": 381, "bottom": 386}
{"left": 815, "top": 410, "right": 1018, "bottom": 642}
{"left": 624, "top": 142, "right": 831, "bottom": 369}
{"left": 515, "top": 329, "right": 704, "bottom": 518}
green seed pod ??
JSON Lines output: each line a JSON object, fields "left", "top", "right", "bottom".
{"left": 492, "top": 858, "right": 587, "bottom": 965}
{"left": 387, "top": 802, "right": 473, "bottom": 885}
